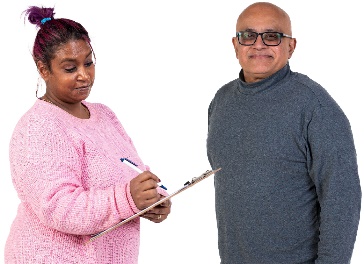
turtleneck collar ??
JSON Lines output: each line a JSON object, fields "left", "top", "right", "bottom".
{"left": 237, "top": 63, "right": 291, "bottom": 95}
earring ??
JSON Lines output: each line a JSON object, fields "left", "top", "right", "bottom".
{"left": 36, "top": 76, "right": 44, "bottom": 98}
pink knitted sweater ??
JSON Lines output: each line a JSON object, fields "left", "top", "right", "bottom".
{"left": 5, "top": 100, "right": 153, "bottom": 263}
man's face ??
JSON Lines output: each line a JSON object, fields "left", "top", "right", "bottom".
{"left": 233, "top": 5, "right": 296, "bottom": 83}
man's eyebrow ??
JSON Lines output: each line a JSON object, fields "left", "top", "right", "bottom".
{"left": 240, "top": 28, "right": 279, "bottom": 32}
{"left": 243, "top": 28, "right": 255, "bottom": 32}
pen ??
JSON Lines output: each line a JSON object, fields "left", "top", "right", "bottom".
{"left": 120, "top": 158, "right": 167, "bottom": 190}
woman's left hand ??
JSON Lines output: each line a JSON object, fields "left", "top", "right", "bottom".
{"left": 141, "top": 196, "right": 172, "bottom": 223}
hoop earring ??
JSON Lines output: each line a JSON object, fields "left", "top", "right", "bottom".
{"left": 36, "top": 76, "right": 44, "bottom": 99}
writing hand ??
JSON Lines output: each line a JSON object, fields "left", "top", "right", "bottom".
{"left": 130, "top": 171, "right": 161, "bottom": 210}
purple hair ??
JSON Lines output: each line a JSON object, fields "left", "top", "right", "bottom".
{"left": 23, "top": 6, "right": 95, "bottom": 71}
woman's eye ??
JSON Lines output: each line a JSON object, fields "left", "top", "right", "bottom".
{"left": 65, "top": 67, "right": 76, "bottom": 73}
{"left": 85, "top": 61, "right": 94, "bottom": 67}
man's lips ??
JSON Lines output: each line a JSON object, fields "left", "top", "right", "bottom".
{"left": 248, "top": 54, "right": 273, "bottom": 59}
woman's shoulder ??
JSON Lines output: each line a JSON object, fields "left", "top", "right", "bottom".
{"left": 84, "top": 101, "right": 116, "bottom": 116}
{"left": 13, "top": 100, "right": 68, "bottom": 133}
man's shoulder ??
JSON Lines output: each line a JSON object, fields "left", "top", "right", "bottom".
{"left": 221, "top": 78, "right": 239, "bottom": 89}
{"left": 215, "top": 78, "right": 239, "bottom": 96}
{"left": 289, "top": 71, "right": 338, "bottom": 108}
{"left": 290, "top": 72, "right": 322, "bottom": 90}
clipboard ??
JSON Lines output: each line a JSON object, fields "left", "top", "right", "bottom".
{"left": 88, "top": 167, "right": 221, "bottom": 242}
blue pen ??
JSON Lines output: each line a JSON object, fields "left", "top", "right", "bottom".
{"left": 120, "top": 158, "right": 167, "bottom": 190}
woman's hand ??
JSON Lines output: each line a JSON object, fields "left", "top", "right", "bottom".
{"left": 130, "top": 171, "right": 161, "bottom": 210}
{"left": 141, "top": 198, "right": 172, "bottom": 223}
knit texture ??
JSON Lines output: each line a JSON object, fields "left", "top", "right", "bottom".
{"left": 207, "top": 64, "right": 361, "bottom": 263}
{"left": 5, "top": 100, "right": 155, "bottom": 263}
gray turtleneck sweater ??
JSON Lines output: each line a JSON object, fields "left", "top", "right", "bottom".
{"left": 207, "top": 64, "right": 361, "bottom": 264}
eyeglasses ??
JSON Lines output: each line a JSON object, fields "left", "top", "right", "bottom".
{"left": 236, "top": 31, "right": 292, "bottom": 46}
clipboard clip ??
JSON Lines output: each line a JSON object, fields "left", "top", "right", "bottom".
{"left": 184, "top": 168, "right": 221, "bottom": 186}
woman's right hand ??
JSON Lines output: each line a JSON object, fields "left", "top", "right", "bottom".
{"left": 129, "top": 171, "right": 161, "bottom": 210}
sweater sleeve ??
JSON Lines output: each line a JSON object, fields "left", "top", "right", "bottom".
{"left": 307, "top": 105, "right": 361, "bottom": 263}
{"left": 10, "top": 114, "right": 138, "bottom": 236}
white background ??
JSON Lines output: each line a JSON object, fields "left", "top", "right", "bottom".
{"left": 1, "top": 1, "right": 363, "bottom": 263}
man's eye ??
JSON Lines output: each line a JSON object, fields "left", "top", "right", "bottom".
{"left": 243, "top": 32, "right": 256, "bottom": 39}
{"left": 85, "top": 61, "right": 94, "bottom": 67}
{"left": 264, "top": 33, "right": 279, "bottom": 40}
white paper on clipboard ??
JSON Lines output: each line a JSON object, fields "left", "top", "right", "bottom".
{"left": 88, "top": 168, "right": 221, "bottom": 243}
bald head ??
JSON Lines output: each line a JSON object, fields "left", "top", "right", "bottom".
{"left": 236, "top": 2, "right": 292, "bottom": 35}
{"left": 232, "top": 2, "right": 296, "bottom": 83}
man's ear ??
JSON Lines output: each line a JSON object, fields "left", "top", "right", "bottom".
{"left": 288, "top": 38, "right": 297, "bottom": 59}
{"left": 36, "top": 61, "right": 50, "bottom": 81}
{"left": 232, "top": 37, "right": 239, "bottom": 59}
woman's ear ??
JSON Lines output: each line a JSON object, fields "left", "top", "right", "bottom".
{"left": 36, "top": 61, "right": 50, "bottom": 81}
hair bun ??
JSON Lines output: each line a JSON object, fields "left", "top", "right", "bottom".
{"left": 24, "top": 6, "right": 55, "bottom": 27}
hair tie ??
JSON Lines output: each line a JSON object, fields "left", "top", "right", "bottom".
{"left": 41, "top": 17, "right": 52, "bottom": 25}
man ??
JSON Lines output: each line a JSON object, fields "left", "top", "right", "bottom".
{"left": 207, "top": 2, "right": 361, "bottom": 263}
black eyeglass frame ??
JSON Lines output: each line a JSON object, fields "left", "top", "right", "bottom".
{"left": 236, "top": 31, "right": 293, "bottom": 46}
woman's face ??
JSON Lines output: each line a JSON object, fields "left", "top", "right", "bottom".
{"left": 39, "top": 39, "right": 95, "bottom": 103}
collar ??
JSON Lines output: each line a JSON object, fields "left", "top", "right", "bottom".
{"left": 237, "top": 63, "right": 291, "bottom": 95}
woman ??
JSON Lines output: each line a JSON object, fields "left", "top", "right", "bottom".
{"left": 5, "top": 6, "right": 171, "bottom": 263}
